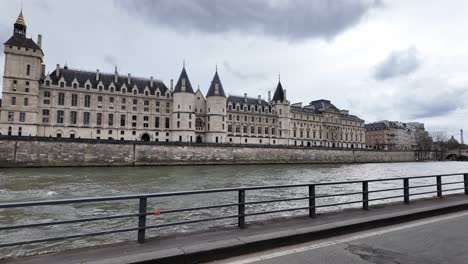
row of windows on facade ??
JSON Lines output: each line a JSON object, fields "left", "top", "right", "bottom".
{"left": 227, "top": 114, "right": 277, "bottom": 124}
{"left": 292, "top": 113, "right": 362, "bottom": 127}
{"left": 40, "top": 92, "right": 172, "bottom": 113}
{"left": 44, "top": 80, "right": 171, "bottom": 97}
{"left": 291, "top": 121, "right": 363, "bottom": 132}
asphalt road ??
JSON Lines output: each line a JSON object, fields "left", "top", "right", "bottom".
{"left": 210, "top": 210, "right": 468, "bottom": 264}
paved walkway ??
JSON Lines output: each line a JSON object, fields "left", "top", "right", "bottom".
{"left": 3, "top": 194, "right": 468, "bottom": 264}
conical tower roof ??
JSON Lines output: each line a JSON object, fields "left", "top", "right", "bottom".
{"left": 15, "top": 10, "right": 26, "bottom": 26}
{"left": 272, "top": 81, "right": 285, "bottom": 102}
{"left": 206, "top": 71, "right": 226, "bottom": 97}
{"left": 173, "top": 66, "right": 194, "bottom": 93}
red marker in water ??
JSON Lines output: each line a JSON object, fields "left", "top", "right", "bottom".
{"left": 154, "top": 210, "right": 161, "bottom": 215}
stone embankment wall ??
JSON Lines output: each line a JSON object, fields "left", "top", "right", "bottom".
{"left": 0, "top": 137, "right": 416, "bottom": 168}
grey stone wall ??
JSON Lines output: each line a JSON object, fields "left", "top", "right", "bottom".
{"left": 0, "top": 137, "right": 416, "bottom": 168}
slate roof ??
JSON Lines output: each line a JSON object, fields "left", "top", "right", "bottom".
{"left": 173, "top": 67, "right": 194, "bottom": 93}
{"left": 309, "top": 99, "right": 339, "bottom": 111}
{"left": 272, "top": 81, "right": 285, "bottom": 102}
{"left": 4, "top": 35, "right": 41, "bottom": 51}
{"left": 227, "top": 95, "right": 271, "bottom": 109}
{"left": 206, "top": 71, "right": 226, "bottom": 97}
{"left": 47, "top": 67, "right": 168, "bottom": 94}
{"left": 365, "top": 121, "right": 407, "bottom": 131}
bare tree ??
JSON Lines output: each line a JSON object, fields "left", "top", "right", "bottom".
{"left": 431, "top": 131, "right": 449, "bottom": 160}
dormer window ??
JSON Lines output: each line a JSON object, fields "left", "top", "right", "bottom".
{"left": 110, "top": 87, "right": 114, "bottom": 92}
{"left": 98, "top": 85, "right": 103, "bottom": 91}
{"left": 86, "top": 84, "right": 91, "bottom": 90}
{"left": 73, "top": 83, "right": 78, "bottom": 89}
{"left": 156, "top": 92, "right": 160, "bottom": 97}
{"left": 60, "top": 82, "right": 65, "bottom": 88}
{"left": 122, "top": 88, "right": 126, "bottom": 94}
{"left": 145, "top": 91, "right": 149, "bottom": 96}
{"left": 45, "top": 80, "right": 50, "bottom": 86}
{"left": 133, "top": 90, "right": 137, "bottom": 95}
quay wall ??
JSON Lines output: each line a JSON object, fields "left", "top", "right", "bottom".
{"left": 0, "top": 137, "right": 416, "bottom": 168}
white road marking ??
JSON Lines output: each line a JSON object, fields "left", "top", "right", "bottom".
{"left": 221, "top": 211, "right": 468, "bottom": 264}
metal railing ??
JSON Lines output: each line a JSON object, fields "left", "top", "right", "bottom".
{"left": 1, "top": 172, "right": 468, "bottom": 248}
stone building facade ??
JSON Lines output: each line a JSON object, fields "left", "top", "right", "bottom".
{"left": 0, "top": 11, "right": 366, "bottom": 148}
{"left": 365, "top": 120, "right": 426, "bottom": 150}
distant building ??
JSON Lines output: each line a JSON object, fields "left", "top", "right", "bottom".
{"left": 0, "top": 10, "right": 366, "bottom": 148}
{"left": 365, "top": 121, "right": 426, "bottom": 150}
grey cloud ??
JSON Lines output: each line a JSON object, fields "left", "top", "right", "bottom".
{"left": 116, "top": 0, "right": 382, "bottom": 40}
{"left": 223, "top": 61, "right": 267, "bottom": 80}
{"left": 374, "top": 47, "right": 421, "bottom": 80}
{"left": 399, "top": 89, "right": 467, "bottom": 119}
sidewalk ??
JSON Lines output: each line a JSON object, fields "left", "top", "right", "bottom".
{"left": 3, "top": 194, "right": 468, "bottom": 264}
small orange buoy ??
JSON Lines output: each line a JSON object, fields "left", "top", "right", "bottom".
{"left": 154, "top": 210, "right": 161, "bottom": 215}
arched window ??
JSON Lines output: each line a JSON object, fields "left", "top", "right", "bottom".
{"left": 195, "top": 118, "right": 204, "bottom": 130}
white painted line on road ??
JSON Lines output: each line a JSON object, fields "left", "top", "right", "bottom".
{"left": 223, "top": 211, "right": 468, "bottom": 264}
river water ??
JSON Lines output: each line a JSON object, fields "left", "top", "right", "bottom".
{"left": 1, "top": 161, "right": 468, "bottom": 257}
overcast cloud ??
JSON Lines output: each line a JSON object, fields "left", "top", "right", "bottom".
{"left": 116, "top": 0, "right": 382, "bottom": 41}
{"left": 374, "top": 47, "right": 421, "bottom": 80}
{"left": 0, "top": 0, "right": 467, "bottom": 139}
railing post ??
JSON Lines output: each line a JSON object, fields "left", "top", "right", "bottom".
{"left": 238, "top": 190, "right": 245, "bottom": 229}
{"left": 362, "top": 181, "right": 369, "bottom": 210}
{"left": 464, "top": 174, "right": 468, "bottom": 195}
{"left": 138, "top": 197, "right": 147, "bottom": 243}
{"left": 403, "top": 178, "right": 410, "bottom": 204}
{"left": 436, "top": 176, "right": 442, "bottom": 197}
{"left": 308, "top": 185, "right": 316, "bottom": 218}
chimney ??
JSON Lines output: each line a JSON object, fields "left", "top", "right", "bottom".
{"left": 150, "top": 76, "right": 154, "bottom": 87}
{"left": 244, "top": 93, "right": 247, "bottom": 98}
{"left": 258, "top": 95, "right": 261, "bottom": 101}
{"left": 170, "top": 79, "right": 174, "bottom": 90}
{"left": 37, "top": 34, "right": 42, "bottom": 49}
{"left": 268, "top": 91, "right": 271, "bottom": 101}
{"left": 114, "top": 66, "right": 118, "bottom": 83}
{"left": 127, "top": 73, "right": 131, "bottom": 84}
{"left": 462, "top": 129, "right": 465, "bottom": 145}
{"left": 96, "top": 69, "right": 100, "bottom": 81}
{"left": 41, "top": 64, "right": 46, "bottom": 77}
{"left": 56, "top": 64, "right": 60, "bottom": 76}
{"left": 284, "top": 89, "right": 287, "bottom": 100}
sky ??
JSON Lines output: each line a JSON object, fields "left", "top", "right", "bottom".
{"left": 1, "top": 0, "right": 467, "bottom": 140}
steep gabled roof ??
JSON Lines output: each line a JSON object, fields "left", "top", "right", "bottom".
{"left": 4, "top": 35, "right": 41, "bottom": 51}
{"left": 272, "top": 81, "right": 285, "bottom": 102}
{"left": 173, "top": 67, "right": 194, "bottom": 94}
{"left": 206, "top": 71, "right": 226, "bottom": 97}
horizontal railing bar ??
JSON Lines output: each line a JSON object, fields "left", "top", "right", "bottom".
{"left": 0, "top": 213, "right": 139, "bottom": 231}
{"left": 245, "top": 196, "right": 309, "bottom": 205}
{"left": 441, "top": 187, "right": 466, "bottom": 192}
{"left": 148, "top": 202, "right": 240, "bottom": 215}
{"left": 367, "top": 195, "right": 405, "bottom": 202}
{"left": 409, "top": 183, "right": 438, "bottom": 189}
{"left": 243, "top": 206, "right": 312, "bottom": 217}
{"left": 441, "top": 181, "right": 465, "bottom": 186}
{"left": 367, "top": 187, "right": 405, "bottom": 193}
{"left": 315, "top": 191, "right": 363, "bottom": 199}
{"left": 0, "top": 226, "right": 139, "bottom": 248}
{"left": 145, "top": 215, "right": 240, "bottom": 229}
{"left": 1, "top": 173, "right": 466, "bottom": 209}
{"left": 315, "top": 200, "right": 363, "bottom": 208}
{"left": 408, "top": 190, "right": 437, "bottom": 197}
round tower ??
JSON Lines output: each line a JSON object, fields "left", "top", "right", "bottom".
{"left": 171, "top": 66, "right": 196, "bottom": 142}
{"left": 271, "top": 81, "right": 290, "bottom": 145}
{"left": 205, "top": 70, "right": 227, "bottom": 143}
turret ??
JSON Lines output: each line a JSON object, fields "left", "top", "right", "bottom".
{"left": 171, "top": 66, "right": 196, "bottom": 142}
{"left": 205, "top": 70, "right": 227, "bottom": 143}
{"left": 271, "top": 80, "right": 290, "bottom": 143}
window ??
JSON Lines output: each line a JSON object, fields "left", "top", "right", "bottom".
{"left": 24, "top": 98, "right": 28, "bottom": 106}
{"left": 108, "top": 114, "right": 114, "bottom": 126}
{"left": 43, "top": 91, "right": 51, "bottom": 104}
{"left": 155, "top": 117, "right": 160, "bottom": 128}
{"left": 86, "top": 84, "right": 91, "bottom": 90}
{"left": 165, "top": 118, "right": 170, "bottom": 129}
{"left": 26, "top": 64, "right": 30, "bottom": 76}
{"left": 8, "top": 112, "right": 14, "bottom": 122}
{"left": 11, "top": 97, "right": 16, "bottom": 105}
{"left": 71, "top": 94, "right": 78, "bottom": 106}
{"left": 57, "top": 93, "right": 65, "bottom": 105}
{"left": 70, "top": 111, "right": 77, "bottom": 125}
{"left": 96, "top": 113, "right": 102, "bottom": 126}
{"left": 83, "top": 112, "right": 90, "bottom": 125}
{"left": 60, "top": 82, "right": 65, "bottom": 88}
{"left": 120, "top": 115, "right": 126, "bottom": 127}
{"left": 228, "top": 125, "right": 233, "bottom": 132}
{"left": 98, "top": 96, "right": 103, "bottom": 102}
{"left": 19, "top": 112, "right": 26, "bottom": 122}
{"left": 73, "top": 83, "right": 78, "bottom": 89}
{"left": 84, "top": 95, "right": 91, "bottom": 107}
{"left": 57, "top": 110, "right": 64, "bottom": 124}
{"left": 42, "top": 109, "right": 50, "bottom": 123}
{"left": 121, "top": 98, "right": 126, "bottom": 110}
{"left": 177, "top": 121, "right": 180, "bottom": 128}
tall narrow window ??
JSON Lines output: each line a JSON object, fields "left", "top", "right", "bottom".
{"left": 42, "top": 109, "right": 50, "bottom": 123}
{"left": 11, "top": 97, "right": 16, "bottom": 105}
{"left": 108, "top": 114, "right": 114, "bottom": 126}
{"left": 96, "top": 113, "right": 102, "bottom": 126}
{"left": 155, "top": 117, "right": 160, "bottom": 128}
{"left": 84, "top": 95, "right": 91, "bottom": 107}
{"left": 24, "top": 98, "right": 28, "bottom": 106}
{"left": 58, "top": 93, "right": 65, "bottom": 105}
{"left": 120, "top": 115, "right": 126, "bottom": 127}
{"left": 83, "top": 112, "right": 90, "bottom": 125}
{"left": 19, "top": 112, "right": 26, "bottom": 122}
{"left": 165, "top": 118, "right": 170, "bottom": 129}
{"left": 71, "top": 94, "right": 78, "bottom": 106}
{"left": 56, "top": 110, "right": 64, "bottom": 124}
{"left": 26, "top": 65, "right": 30, "bottom": 76}
{"left": 70, "top": 111, "right": 77, "bottom": 125}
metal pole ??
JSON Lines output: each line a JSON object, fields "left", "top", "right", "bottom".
{"left": 362, "top": 181, "right": 369, "bottom": 210}
{"left": 138, "top": 197, "right": 147, "bottom": 243}
{"left": 309, "top": 185, "right": 316, "bottom": 218}
{"left": 404, "top": 178, "right": 410, "bottom": 204}
{"left": 238, "top": 190, "right": 245, "bottom": 229}
{"left": 436, "top": 176, "right": 442, "bottom": 197}
{"left": 464, "top": 174, "right": 468, "bottom": 195}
